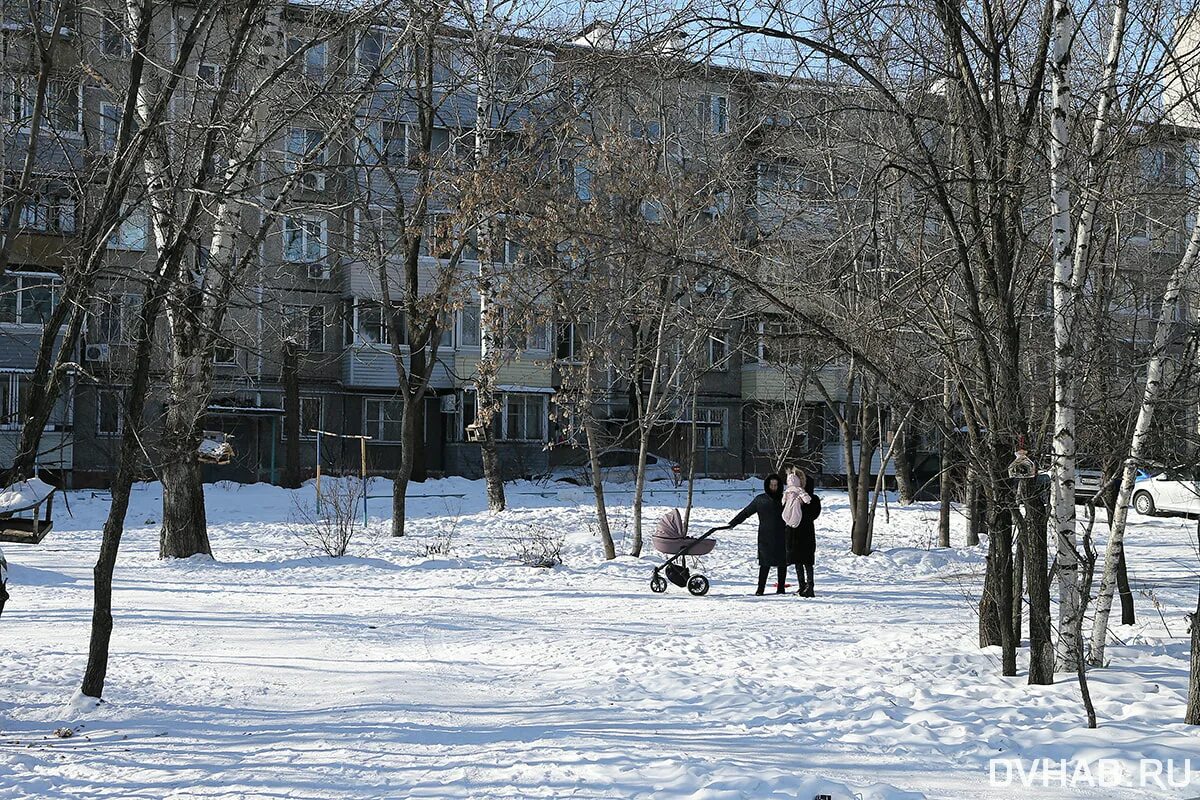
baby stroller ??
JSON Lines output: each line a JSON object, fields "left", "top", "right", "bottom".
{"left": 649, "top": 509, "right": 725, "bottom": 596}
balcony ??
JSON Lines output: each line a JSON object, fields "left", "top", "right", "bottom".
{"left": 341, "top": 344, "right": 453, "bottom": 389}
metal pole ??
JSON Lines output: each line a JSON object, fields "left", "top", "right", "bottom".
{"left": 315, "top": 431, "right": 322, "bottom": 514}
{"left": 361, "top": 436, "right": 368, "bottom": 527}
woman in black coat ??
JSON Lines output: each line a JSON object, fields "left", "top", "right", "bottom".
{"left": 728, "top": 474, "right": 787, "bottom": 595}
{"left": 784, "top": 473, "right": 821, "bottom": 597}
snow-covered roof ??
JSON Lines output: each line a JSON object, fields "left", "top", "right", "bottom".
{"left": 0, "top": 478, "right": 55, "bottom": 515}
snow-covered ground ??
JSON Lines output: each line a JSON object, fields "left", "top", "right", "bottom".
{"left": 1, "top": 478, "right": 1198, "bottom": 799}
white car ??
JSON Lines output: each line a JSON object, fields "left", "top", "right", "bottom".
{"left": 1132, "top": 470, "right": 1200, "bottom": 517}
{"left": 549, "top": 449, "right": 680, "bottom": 485}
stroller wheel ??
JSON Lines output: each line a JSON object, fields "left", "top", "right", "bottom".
{"left": 687, "top": 575, "right": 710, "bottom": 596}
{"left": 650, "top": 574, "right": 668, "bottom": 594}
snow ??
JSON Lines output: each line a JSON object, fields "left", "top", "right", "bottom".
{"left": 1, "top": 478, "right": 1199, "bottom": 799}
{"left": 0, "top": 478, "right": 54, "bottom": 515}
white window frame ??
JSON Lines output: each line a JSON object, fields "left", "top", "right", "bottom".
{"left": 288, "top": 36, "right": 327, "bottom": 80}
{"left": 696, "top": 406, "right": 728, "bottom": 449}
{"left": 0, "top": 271, "right": 61, "bottom": 327}
{"left": 283, "top": 214, "right": 329, "bottom": 276}
{"left": 108, "top": 204, "right": 148, "bottom": 251}
{"left": 212, "top": 343, "right": 238, "bottom": 366}
{"left": 283, "top": 304, "right": 325, "bottom": 351}
{"left": 555, "top": 321, "right": 589, "bottom": 363}
{"left": 91, "top": 292, "right": 139, "bottom": 343}
{"left": 700, "top": 93, "right": 729, "bottom": 135}
{"left": 285, "top": 127, "right": 328, "bottom": 190}
{"left": 497, "top": 392, "right": 548, "bottom": 442}
{"left": 364, "top": 396, "right": 403, "bottom": 442}
{"left": 96, "top": 387, "right": 124, "bottom": 437}
{"left": 300, "top": 396, "right": 322, "bottom": 440}
{"left": 458, "top": 303, "right": 481, "bottom": 349}
{"left": 100, "top": 14, "right": 132, "bottom": 57}
{"left": 706, "top": 330, "right": 729, "bottom": 371}
{"left": 99, "top": 100, "right": 122, "bottom": 151}
{"left": 6, "top": 76, "right": 83, "bottom": 135}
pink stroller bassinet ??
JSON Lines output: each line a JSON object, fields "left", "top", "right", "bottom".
{"left": 649, "top": 509, "right": 724, "bottom": 596}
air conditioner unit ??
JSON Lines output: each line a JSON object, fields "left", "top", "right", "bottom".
{"left": 307, "top": 262, "right": 331, "bottom": 280}
{"left": 440, "top": 394, "right": 459, "bottom": 414}
{"left": 85, "top": 343, "right": 111, "bottom": 362}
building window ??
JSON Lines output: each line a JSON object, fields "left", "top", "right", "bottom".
{"left": 96, "top": 388, "right": 123, "bottom": 436}
{"left": 213, "top": 344, "right": 237, "bottom": 365}
{"left": 629, "top": 118, "right": 662, "bottom": 142}
{"left": 284, "top": 304, "right": 325, "bottom": 351}
{"left": 358, "top": 29, "right": 406, "bottom": 80}
{"left": 6, "top": 77, "right": 82, "bottom": 133}
{"left": 0, "top": 272, "right": 60, "bottom": 325}
{"left": 285, "top": 127, "right": 327, "bottom": 189}
{"left": 500, "top": 309, "right": 547, "bottom": 352}
{"left": 288, "top": 36, "right": 326, "bottom": 80}
{"left": 283, "top": 215, "right": 328, "bottom": 274}
{"left": 197, "top": 62, "right": 223, "bottom": 86}
{"left": 459, "top": 303, "right": 481, "bottom": 348}
{"left": 99, "top": 101, "right": 122, "bottom": 150}
{"left": 108, "top": 205, "right": 148, "bottom": 251}
{"left": 699, "top": 94, "right": 729, "bottom": 135}
{"left": 695, "top": 406, "right": 727, "bottom": 449}
{"left": 555, "top": 322, "right": 589, "bottom": 363}
{"left": 92, "top": 293, "right": 138, "bottom": 342}
{"left": 573, "top": 162, "right": 593, "bottom": 201}
{"left": 355, "top": 206, "right": 402, "bottom": 252}
{"left": 100, "top": 14, "right": 131, "bottom": 57}
{"left": 0, "top": 373, "right": 31, "bottom": 430}
{"left": 705, "top": 331, "right": 728, "bottom": 370}
{"left": 7, "top": 192, "right": 76, "bottom": 234}
{"left": 381, "top": 121, "right": 408, "bottom": 166}
{"left": 300, "top": 396, "right": 322, "bottom": 438}
{"left": 346, "top": 300, "right": 404, "bottom": 346}
{"left": 365, "top": 397, "right": 403, "bottom": 442}
{"left": 496, "top": 393, "right": 547, "bottom": 442}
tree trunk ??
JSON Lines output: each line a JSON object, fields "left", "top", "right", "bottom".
{"left": 391, "top": 400, "right": 418, "bottom": 537}
{"left": 1186, "top": 577, "right": 1200, "bottom": 725}
{"left": 995, "top": 504, "right": 1017, "bottom": 676}
{"left": 979, "top": 497, "right": 1005, "bottom": 649}
{"left": 1116, "top": 548, "right": 1135, "bottom": 626}
{"left": 282, "top": 343, "right": 301, "bottom": 489}
{"left": 967, "top": 474, "right": 985, "bottom": 547}
{"left": 1089, "top": 221, "right": 1195, "bottom": 665}
{"left": 630, "top": 432, "right": 652, "bottom": 557}
{"left": 410, "top": 398, "right": 427, "bottom": 482}
{"left": 1024, "top": 482, "right": 1055, "bottom": 685}
{"left": 585, "top": 416, "right": 616, "bottom": 560}
{"left": 159, "top": 452, "right": 211, "bottom": 559}
{"left": 1012, "top": 536, "right": 1024, "bottom": 648}
{"left": 937, "top": 372, "right": 953, "bottom": 547}
{"left": 894, "top": 412, "right": 916, "bottom": 505}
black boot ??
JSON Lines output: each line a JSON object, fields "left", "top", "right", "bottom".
{"left": 774, "top": 565, "right": 786, "bottom": 593}
{"left": 802, "top": 565, "right": 815, "bottom": 597}
{"left": 756, "top": 564, "right": 769, "bottom": 595}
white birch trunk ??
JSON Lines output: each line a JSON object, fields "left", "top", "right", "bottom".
{"left": 1048, "top": 0, "right": 1082, "bottom": 672}
{"left": 1089, "top": 212, "right": 1200, "bottom": 665}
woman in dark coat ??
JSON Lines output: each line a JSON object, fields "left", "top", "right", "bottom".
{"left": 728, "top": 474, "right": 787, "bottom": 595}
{"left": 784, "top": 471, "right": 821, "bottom": 597}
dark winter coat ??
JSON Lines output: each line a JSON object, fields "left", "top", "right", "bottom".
{"left": 730, "top": 475, "right": 787, "bottom": 567}
{"left": 785, "top": 476, "right": 821, "bottom": 567}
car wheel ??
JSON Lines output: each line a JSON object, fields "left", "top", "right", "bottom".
{"left": 1134, "top": 491, "right": 1155, "bottom": 516}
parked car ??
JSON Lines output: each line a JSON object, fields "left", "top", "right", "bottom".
{"left": 548, "top": 449, "right": 681, "bottom": 485}
{"left": 1132, "top": 469, "right": 1200, "bottom": 517}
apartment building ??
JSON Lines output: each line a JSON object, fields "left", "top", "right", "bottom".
{"left": 3, "top": 4, "right": 1190, "bottom": 490}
